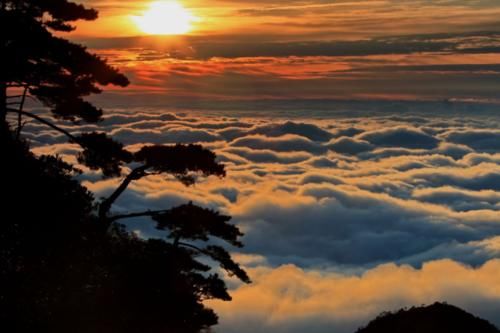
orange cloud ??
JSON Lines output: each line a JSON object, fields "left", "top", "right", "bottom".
{"left": 209, "top": 259, "right": 500, "bottom": 332}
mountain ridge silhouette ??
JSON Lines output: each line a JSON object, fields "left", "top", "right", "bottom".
{"left": 356, "top": 302, "right": 499, "bottom": 333}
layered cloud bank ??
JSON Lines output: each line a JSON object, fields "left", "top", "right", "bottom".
{"left": 25, "top": 106, "right": 500, "bottom": 331}
{"left": 210, "top": 259, "right": 500, "bottom": 333}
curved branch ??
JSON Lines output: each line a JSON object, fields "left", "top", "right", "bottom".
{"left": 6, "top": 108, "right": 80, "bottom": 143}
{"left": 6, "top": 108, "right": 149, "bottom": 231}
{"left": 178, "top": 242, "right": 207, "bottom": 255}
{"left": 99, "top": 165, "right": 149, "bottom": 226}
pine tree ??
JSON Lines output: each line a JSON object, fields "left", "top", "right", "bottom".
{"left": 0, "top": 0, "right": 128, "bottom": 123}
{"left": 0, "top": 1, "right": 250, "bottom": 332}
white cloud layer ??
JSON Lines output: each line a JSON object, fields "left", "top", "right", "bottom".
{"left": 23, "top": 106, "right": 500, "bottom": 332}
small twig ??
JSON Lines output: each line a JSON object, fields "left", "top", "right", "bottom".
{"left": 178, "top": 242, "right": 208, "bottom": 255}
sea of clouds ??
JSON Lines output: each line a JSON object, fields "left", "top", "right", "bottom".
{"left": 22, "top": 105, "right": 500, "bottom": 332}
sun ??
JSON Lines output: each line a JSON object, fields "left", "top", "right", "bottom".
{"left": 133, "top": 1, "right": 197, "bottom": 35}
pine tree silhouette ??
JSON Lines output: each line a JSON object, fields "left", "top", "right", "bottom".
{"left": 0, "top": 1, "right": 250, "bottom": 332}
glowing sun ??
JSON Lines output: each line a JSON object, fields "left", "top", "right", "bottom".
{"left": 133, "top": 1, "right": 197, "bottom": 35}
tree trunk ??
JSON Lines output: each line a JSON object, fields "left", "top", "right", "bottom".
{"left": 98, "top": 165, "right": 148, "bottom": 230}
{"left": 0, "top": 81, "right": 6, "bottom": 124}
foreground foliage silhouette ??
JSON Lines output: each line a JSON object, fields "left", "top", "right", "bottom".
{"left": 355, "top": 303, "right": 499, "bottom": 333}
{"left": 0, "top": 1, "right": 249, "bottom": 332}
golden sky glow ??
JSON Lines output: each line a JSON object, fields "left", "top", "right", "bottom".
{"left": 70, "top": 1, "right": 500, "bottom": 102}
{"left": 132, "top": 1, "right": 198, "bottom": 35}
{"left": 76, "top": 0, "right": 500, "bottom": 38}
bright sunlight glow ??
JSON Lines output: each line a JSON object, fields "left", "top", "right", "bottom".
{"left": 133, "top": 1, "right": 196, "bottom": 35}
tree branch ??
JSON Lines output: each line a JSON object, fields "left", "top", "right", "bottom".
{"left": 6, "top": 108, "right": 80, "bottom": 143}
{"left": 109, "top": 209, "right": 171, "bottom": 222}
{"left": 6, "top": 108, "right": 148, "bottom": 231}
{"left": 16, "top": 87, "right": 28, "bottom": 140}
{"left": 99, "top": 165, "right": 149, "bottom": 227}
{"left": 178, "top": 242, "right": 208, "bottom": 255}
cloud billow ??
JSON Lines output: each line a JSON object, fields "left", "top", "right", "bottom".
{"left": 26, "top": 106, "right": 500, "bottom": 333}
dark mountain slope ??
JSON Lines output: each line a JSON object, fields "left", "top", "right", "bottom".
{"left": 356, "top": 303, "right": 499, "bottom": 333}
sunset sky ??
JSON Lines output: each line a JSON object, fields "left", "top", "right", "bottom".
{"left": 69, "top": 0, "right": 500, "bottom": 104}
{"left": 28, "top": 1, "right": 500, "bottom": 332}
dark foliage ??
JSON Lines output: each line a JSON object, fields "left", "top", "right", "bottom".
{"left": 0, "top": 1, "right": 249, "bottom": 332}
{"left": 0, "top": 130, "right": 222, "bottom": 331}
{"left": 356, "top": 303, "right": 500, "bottom": 333}
{"left": 154, "top": 202, "right": 243, "bottom": 247}
{"left": 0, "top": 0, "right": 129, "bottom": 123}
{"left": 76, "top": 132, "right": 133, "bottom": 177}
{"left": 135, "top": 144, "right": 226, "bottom": 185}
{"left": 153, "top": 203, "right": 251, "bottom": 283}
{"left": 203, "top": 245, "right": 251, "bottom": 283}
{"left": 0, "top": 123, "right": 245, "bottom": 332}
